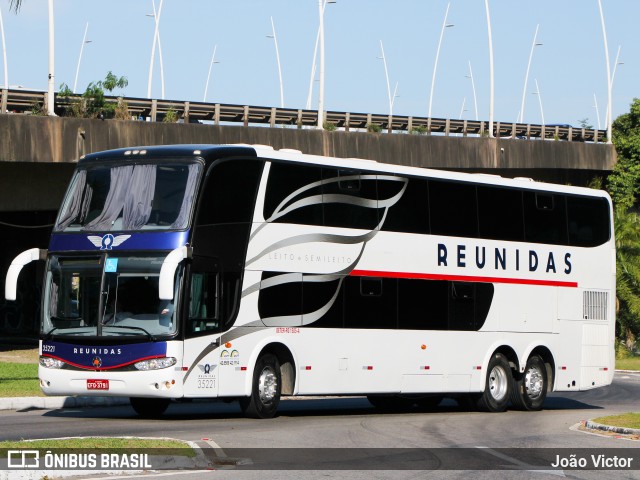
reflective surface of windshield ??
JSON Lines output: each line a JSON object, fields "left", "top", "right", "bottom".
{"left": 54, "top": 161, "right": 201, "bottom": 232}
{"left": 43, "top": 255, "right": 179, "bottom": 337}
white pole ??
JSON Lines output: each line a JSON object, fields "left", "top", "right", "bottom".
{"left": 534, "top": 78, "right": 544, "bottom": 126}
{"left": 484, "top": 0, "right": 494, "bottom": 137}
{"left": 459, "top": 97, "right": 466, "bottom": 120}
{"left": 379, "top": 40, "right": 392, "bottom": 116}
{"left": 147, "top": 0, "right": 164, "bottom": 99}
{"left": 519, "top": 24, "right": 540, "bottom": 123}
{"left": 593, "top": 93, "right": 601, "bottom": 130}
{"left": 47, "top": 0, "right": 55, "bottom": 115}
{"left": 157, "top": 20, "right": 165, "bottom": 99}
{"left": 604, "top": 44, "right": 622, "bottom": 130}
{"left": 428, "top": 2, "right": 452, "bottom": 119}
{"left": 306, "top": 25, "right": 320, "bottom": 110}
{"left": 269, "top": 16, "right": 284, "bottom": 108}
{"left": 73, "top": 22, "right": 90, "bottom": 94}
{"left": 467, "top": 60, "right": 478, "bottom": 121}
{"left": 597, "top": 0, "right": 612, "bottom": 143}
{"left": 317, "top": 0, "right": 325, "bottom": 129}
{"left": 0, "top": 6, "right": 8, "bottom": 90}
{"left": 203, "top": 44, "right": 218, "bottom": 102}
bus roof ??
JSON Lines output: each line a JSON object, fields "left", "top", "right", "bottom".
{"left": 78, "top": 143, "right": 610, "bottom": 200}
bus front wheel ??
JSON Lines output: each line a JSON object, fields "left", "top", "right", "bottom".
{"left": 240, "top": 353, "right": 281, "bottom": 419}
{"left": 475, "top": 353, "right": 511, "bottom": 412}
{"left": 130, "top": 397, "right": 170, "bottom": 418}
{"left": 510, "top": 355, "right": 548, "bottom": 411}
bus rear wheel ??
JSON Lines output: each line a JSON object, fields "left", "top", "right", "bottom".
{"left": 475, "top": 353, "right": 512, "bottom": 412}
{"left": 130, "top": 397, "right": 170, "bottom": 418}
{"left": 240, "top": 353, "right": 281, "bottom": 419}
{"left": 510, "top": 355, "right": 548, "bottom": 411}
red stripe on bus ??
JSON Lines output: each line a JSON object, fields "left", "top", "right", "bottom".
{"left": 349, "top": 269, "right": 578, "bottom": 288}
{"left": 42, "top": 353, "right": 165, "bottom": 370}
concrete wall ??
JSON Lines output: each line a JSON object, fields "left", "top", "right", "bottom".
{"left": 0, "top": 113, "right": 616, "bottom": 170}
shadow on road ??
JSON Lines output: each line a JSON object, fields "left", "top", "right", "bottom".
{"left": 39, "top": 394, "right": 604, "bottom": 422}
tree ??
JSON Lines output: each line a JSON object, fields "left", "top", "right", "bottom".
{"left": 57, "top": 72, "right": 129, "bottom": 119}
{"left": 606, "top": 98, "right": 640, "bottom": 351}
{"left": 608, "top": 98, "right": 640, "bottom": 210}
{"left": 614, "top": 207, "right": 640, "bottom": 350}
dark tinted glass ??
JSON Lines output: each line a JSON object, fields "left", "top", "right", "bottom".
{"left": 429, "top": 180, "right": 478, "bottom": 237}
{"left": 380, "top": 176, "right": 430, "bottom": 234}
{"left": 344, "top": 277, "right": 397, "bottom": 329}
{"left": 263, "top": 162, "right": 324, "bottom": 226}
{"left": 523, "top": 192, "right": 568, "bottom": 245}
{"left": 323, "top": 169, "right": 379, "bottom": 230}
{"left": 477, "top": 186, "right": 524, "bottom": 241}
{"left": 567, "top": 195, "right": 610, "bottom": 247}
{"left": 196, "top": 160, "right": 263, "bottom": 226}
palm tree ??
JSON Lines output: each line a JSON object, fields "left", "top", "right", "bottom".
{"left": 9, "top": 0, "right": 22, "bottom": 13}
{"left": 614, "top": 207, "right": 640, "bottom": 350}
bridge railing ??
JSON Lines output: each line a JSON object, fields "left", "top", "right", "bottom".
{"left": 0, "top": 88, "right": 606, "bottom": 142}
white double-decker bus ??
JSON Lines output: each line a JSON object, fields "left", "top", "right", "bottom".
{"left": 5, "top": 144, "right": 615, "bottom": 418}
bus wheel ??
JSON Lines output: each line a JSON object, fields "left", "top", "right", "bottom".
{"left": 510, "top": 355, "right": 548, "bottom": 411}
{"left": 476, "top": 353, "right": 511, "bottom": 412}
{"left": 240, "top": 353, "right": 281, "bottom": 419}
{"left": 130, "top": 397, "right": 170, "bottom": 418}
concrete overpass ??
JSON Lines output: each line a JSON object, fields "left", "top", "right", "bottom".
{"left": 0, "top": 113, "right": 616, "bottom": 338}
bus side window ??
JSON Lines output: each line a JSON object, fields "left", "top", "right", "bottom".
{"left": 187, "top": 257, "right": 220, "bottom": 336}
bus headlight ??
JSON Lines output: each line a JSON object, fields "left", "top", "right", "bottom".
{"left": 134, "top": 357, "right": 177, "bottom": 371}
{"left": 39, "top": 356, "right": 65, "bottom": 369}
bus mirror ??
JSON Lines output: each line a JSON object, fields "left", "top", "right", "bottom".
{"left": 5, "top": 248, "right": 47, "bottom": 301}
{"left": 159, "top": 246, "right": 191, "bottom": 300}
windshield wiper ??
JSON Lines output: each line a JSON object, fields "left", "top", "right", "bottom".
{"left": 103, "top": 324, "right": 156, "bottom": 341}
{"left": 44, "top": 327, "right": 58, "bottom": 340}
{"left": 45, "top": 316, "right": 86, "bottom": 340}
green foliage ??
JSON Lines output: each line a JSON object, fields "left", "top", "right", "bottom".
{"left": 100, "top": 71, "right": 128, "bottom": 94}
{"left": 163, "top": 106, "right": 179, "bottom": 123}
{"left": 603, "top": 99, "right": 640, "bottom": 348}
{"left": 614, "top": 207, "right": 640, "bottom": 349}
{"left": 323, "top": 121, "right": 337, "bottom": 131}
{"left": 58, "top": 72, "right": 129, "bottom": 119}
{"left": 410, "top": 125, "right": 427, "bottom": 135}
{"left": 366, "top": 123, "right": 382, "bottom": 133}
{"left": 608, "top": 98, "right": 640, "bottom": 210}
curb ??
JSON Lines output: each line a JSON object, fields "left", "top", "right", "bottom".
{"left": 583, "top": 420, "right": 640, "bottom": 436}
{"left": 0, "top": 396, "right": 129, "bottom": 411}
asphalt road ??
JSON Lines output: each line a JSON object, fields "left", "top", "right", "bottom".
{"left": 2, "top": 373, "right": 640, "bottom": 479}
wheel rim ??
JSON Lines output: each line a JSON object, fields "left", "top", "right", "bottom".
{"left": 488, "top": 365, "right": 508, "bottom": 401}
{"left": 524, "top": 365, "right": 544, "bottom": 400}
{"left": 258, "top": 366, "right": 277, "bottom": 404}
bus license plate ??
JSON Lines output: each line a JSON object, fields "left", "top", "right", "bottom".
{"left": 87, "top": 379, "right": 109, "bottom": 390}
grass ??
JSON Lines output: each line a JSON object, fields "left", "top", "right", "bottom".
{"left": 615, "top": 356, "right": 640, "bottom": 371}
{"left": 592, "top": 413, "right": 640, "bottom": 430}
{"left": 0, "top": 362, "right": 42, "bottom": 397}
{"left": 0, "top": 437, "right": 196, "bottom": 456}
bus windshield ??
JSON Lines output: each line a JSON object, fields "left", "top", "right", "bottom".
{"left": 54, "top": 161, "right": 201, "bottom": 232}
{"left": 42, "top": 255, "right": 180, "bottom": 338}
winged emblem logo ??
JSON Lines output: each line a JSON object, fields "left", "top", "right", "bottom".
{"left": 87, "top": 234, "right": 131, "bottom": 250}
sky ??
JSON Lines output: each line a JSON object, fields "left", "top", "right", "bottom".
{"left": 0, "top": 0, "right": 637, "bottom": 128}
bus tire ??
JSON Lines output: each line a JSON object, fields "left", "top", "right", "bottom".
{"left": 476, "top": 353, "right": 511, "bottom": 412}
{"left": 130, "top": 397, "right": 170, "bottom": 418}
{"left": 510, "top": 355, "right": 548, "bottom": 411}
{"left": 240, "top": 353, "right": 281, "bottom": 419}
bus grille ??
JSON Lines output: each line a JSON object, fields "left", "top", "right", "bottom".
{"left": 583, "top": 291, "right": 608, "bottom": 321}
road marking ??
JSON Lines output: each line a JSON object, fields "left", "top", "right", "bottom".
{"left": 476, "top": 446, "right": 566, "bottom": 477}
{"left": 74, "top": 470, "right": 214, "bottom": 479}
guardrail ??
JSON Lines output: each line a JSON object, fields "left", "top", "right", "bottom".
{"left": 0, "top": 87, "right": 606, "bottom": 142}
